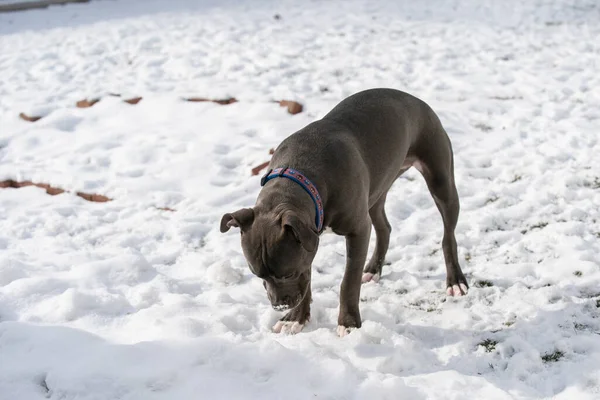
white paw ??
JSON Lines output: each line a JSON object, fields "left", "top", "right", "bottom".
{"left": 361, "top": 272, "right": 380, "bottom": 283}
{"left": 336, "top": 325, "right": 356, "bottom": 337}
{"left": 272, "top": 320, "right": 305, "bottom": 334}
{"left": 446, "top": 283, "right": 469, "bottom": 297}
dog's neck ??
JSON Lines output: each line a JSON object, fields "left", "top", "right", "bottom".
{"left": 256, "top": 178, "right": 319, "bottom": 231}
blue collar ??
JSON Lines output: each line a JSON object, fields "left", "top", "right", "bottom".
{"left": 260, "top": 167, "right": 324, "bottom": 232}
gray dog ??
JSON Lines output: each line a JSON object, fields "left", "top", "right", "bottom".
{"left": 220, "top": 88, "right": 468, "bottom": 336}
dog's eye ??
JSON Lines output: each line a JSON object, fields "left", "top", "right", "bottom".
{"left": 282, "top": 272, "right": 296, "bottom": 280}
{"left": 271, "top": 271, "right": 295, "bottom": 282}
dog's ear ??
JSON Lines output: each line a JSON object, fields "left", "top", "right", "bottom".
{"left": 220, "top": 208, "right": 255, "bottom": 233}
{"left": 282, "top": 213, "right": 319, "bottom": 252}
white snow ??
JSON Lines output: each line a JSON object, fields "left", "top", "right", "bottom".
{"left": 1, "top": 0, "right": 600, "bottom": 399}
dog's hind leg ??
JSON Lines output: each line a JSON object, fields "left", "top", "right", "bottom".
{"left": 362, "top": 194, "right": 391, "bottom": 283}
{"left": 414, "top": 130, "right": 469, "bottom": 296}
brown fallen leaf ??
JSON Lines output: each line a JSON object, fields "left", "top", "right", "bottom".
{"left": 279, "top": 100, "right": 303, "bottom": 115}
{"left": 76, "top": 192, "right": 111, "bottom": 202}
{"left": 123, "top": 97, "right": 143, "bottom": 105}
{"left": 1, "top": 180, "right": 65, "bottom": 195}
{"left": 15, "top": 181, "right": 34, "bottom": 188}
{"left": 19, "top": 113, "right": 42, "bottom": 122}
{"left": 185, "top": 97, "right": 238, "bottom": 105}
{"left": 251, "top": 161, "right": 270, "bottom": 176}
{"left": 1, "top": 180, "right": 111, "bottom": 202}
{"left": 37, "top": 183, "right": 65, "bottom": 195}
{"left": 76, "top": 98, "right": 100, "bottom": 108}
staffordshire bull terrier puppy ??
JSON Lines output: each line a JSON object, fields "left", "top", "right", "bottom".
{"left": 220, "top": 88, "right": 468, "bottom": 336}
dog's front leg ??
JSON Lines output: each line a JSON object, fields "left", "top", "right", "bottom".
{"left": 337, "top": 221, "right": 371, "bottom": 337}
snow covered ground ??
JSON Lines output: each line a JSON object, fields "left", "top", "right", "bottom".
{"left": 1, "top": 0, "right": 600, "bottom": 398}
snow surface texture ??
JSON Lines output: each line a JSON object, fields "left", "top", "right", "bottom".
{"left": 1, "top": 0, "right": 600, "bottom": 399}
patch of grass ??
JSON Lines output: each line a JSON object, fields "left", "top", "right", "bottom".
{"left": 475, "top": 280, "right": 494, "bottom": 288}
{"left": 490, "top": 95, "right": 523, "bottom": 100}
{"left": 574, "top": 322, "right": 589, "bottom": 331}
{"left": 465, "top": 252, "right": 472, "bottom": 262}
{"left": 478, "top": 339, "right": 498, "bottom": 352}
{"left": 426, "top": 307, "right": 436, "bottom": 313}
{"left": 395, "top": 288, "right": 408, "bottom": 295}
{"left": 511, "top": 175, "right": 522, "bottom": 183}
{"left": 521, "top": 222, "right": 548, "bottom": 235}
{"left": 485, "top": 196, "right": 499, "bottom": 205}
{"left": 531, "top": 222, "right": 548, "bottom": 230}
{"left": 408, "top": 300, "right": 425, "bottom": 308}
{"left": 194, "top": 237, "right": 207, "bottom": 249}
{"left": 504, "top": 320, "right": 515, "bottom": 327}
{"left": 574, "top": 271, "right": 583, "bottom": 277}
{"left": 541, "top": 350, "right": 564, "bottom": 363}
{"left": 475, "top": 123, "right": 493, "bottom": 132}
{"left": 583, "top": 177, "right": 600, "bottom": 189}
{"left": 37, "top": 375, "right": 50, "bottom": 395}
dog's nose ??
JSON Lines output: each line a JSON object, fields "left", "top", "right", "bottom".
{"left": 271, "top": 295, "right": 292, "bottom": 311}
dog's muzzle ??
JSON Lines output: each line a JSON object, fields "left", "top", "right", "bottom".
{"left": 268, "top": 291, "right": 303, "bottom": 311}
{"left": 273, "top": 303, "right": 291, "bottom": 312}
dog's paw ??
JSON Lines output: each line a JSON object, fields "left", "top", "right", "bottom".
{"left": 273, "top": 320, "right": 305, "bottom": 334}
{"left": 446, "top": 283, "right": 469, "bottom": 297}
{"left": 336, "top": 325, "right": 357, "bottom": 337}
{"left": 361, "top": 272, "right": 380, "bottom": 284}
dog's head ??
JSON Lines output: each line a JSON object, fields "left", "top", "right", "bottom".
{"left": 220, "top": 207, "right": 318, "bottom": 311}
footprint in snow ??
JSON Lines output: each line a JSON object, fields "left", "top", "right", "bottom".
{"left": 213, "top": 144, "right": 230, "bottom": 155}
